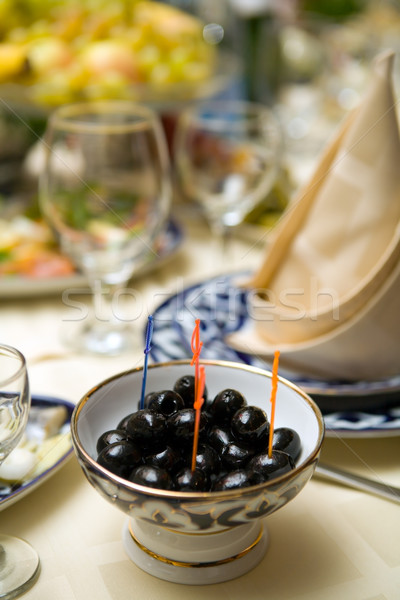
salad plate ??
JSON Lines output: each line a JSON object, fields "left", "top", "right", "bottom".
{"left": 0, "top": 395, "right": 74, "bottom": 511}
{"left": 0, "top": 219, "right": 183, "bottom": 298}
{"left": 149, "top": 271, "right": 400, "bottom": 438}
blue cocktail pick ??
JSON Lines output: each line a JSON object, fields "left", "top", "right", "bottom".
{"left": 139, "top": 315, "right": 154, "bottom": 410}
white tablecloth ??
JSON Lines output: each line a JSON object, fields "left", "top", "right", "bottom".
{"left": 1, "top": 216, "right": 400, "bottom": 600}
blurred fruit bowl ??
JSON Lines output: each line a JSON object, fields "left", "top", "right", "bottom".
{"left": 0, "top": 1, "right": 241, "bottom": 192}
{"left": 0, "top": 0, "right": 239, "bottom": 111}
{"left": 0, "top": 50, "right": 240, "bottom": 114}
{"left": 0, "top": 50, "right": 240, "bottom": 193}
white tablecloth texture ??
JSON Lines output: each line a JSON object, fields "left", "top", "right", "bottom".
{"left": 1, "top": 216, "right": 399, "bottom": 600}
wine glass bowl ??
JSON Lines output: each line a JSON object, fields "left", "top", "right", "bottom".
{"left": 40, "top": 101, "right": 172, "bottom": 355}
{"left": 174, "top": 100, "right": 282, "bottom": 238}
{"left": 0, "top": 346, "right": 30, "bottom": 463}
{"left": 71, "top": 359, "right": 324, "bottom": 585}
{"left": 0, "top": 344, "right": 40, "bottom": 598}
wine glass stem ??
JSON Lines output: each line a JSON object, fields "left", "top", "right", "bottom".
{"left": 91, "top": 279, "right": 119, "bottom": 326}
{"left": 209, "top": 220, "right": 232, "bottom": 258}
{"left": 89, "top": 278, "right": 132, "bottom": 331}
{"left": 61, "top": 277, "right": 137, "bottom": 355}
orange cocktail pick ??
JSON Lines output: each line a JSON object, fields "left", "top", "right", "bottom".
{"left": 191, "top": 365, "right": 206, "bottom": 472}
{"left": 268, "top": 350, "right": 280, "bottom": 458}
{"left": 190, "top": 319, "right": 203, "bottom": 406}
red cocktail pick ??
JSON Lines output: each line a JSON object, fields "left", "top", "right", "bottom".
{"left": 190, "top": 319, "right": 203, "bottom": 406}
{"left": 268, "top": 350, "right": 280, "bottom": 458}
{"left": 191, "top": 365, "right": 205, "bottom": 472}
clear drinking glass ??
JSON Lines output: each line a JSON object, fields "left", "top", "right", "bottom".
{"left": 0, "top": 344, "right": 40, "bottom": 598}
{"left": 174, "top": 99, "right": 282, "bottom": 245}
{"left": 40, "top": 101, "right": 171, "bottom": 355}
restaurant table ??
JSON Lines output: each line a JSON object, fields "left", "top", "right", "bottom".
{"left": 1, "top": 214, "right": 399, "bottom": 600}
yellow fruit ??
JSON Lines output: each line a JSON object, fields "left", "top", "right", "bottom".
{"left": 0, "top": 0, "right": 217, "bottom": 102}
{"left": 133, "top": 1, "right": 203, "bottom": 39}
{"left": 0, "top": 43, "right": 27, "bottom": 82}
{"left": 80, "top": 40, "right": 139, "bottom": 81}
{"left": 26, "top": 37, "right": 73, "bottom": 76}
{"left": 84, "top": 73, "right": 132, "bottom": 101}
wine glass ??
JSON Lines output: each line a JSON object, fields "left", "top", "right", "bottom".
{"left": 0, "top": 344, "right": 40, "bottom": 598}
{"left": 40, "top": 101, "right": 171, "bottom": 355}
{"left": 174, "top": 99, "right": 282, "bottom": 248}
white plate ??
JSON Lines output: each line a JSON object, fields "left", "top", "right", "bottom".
{"left": 0, "top": 395, "right": 74, "bottom": 511}
{"left": 0, "top": 219, "right": 183, "bottom": 298}
{"left": 149, "top": 271, "right": 400, "bottom": 438}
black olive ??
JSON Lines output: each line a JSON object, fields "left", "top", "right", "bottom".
{"left": 174, "top": 467, "right": 209, "bottom": 491}
{"left": 129, "top": 465, "right": 172, "bottom": 490}
{"left": 146, "top": 446, "right": 184, "bottom": 474}
{"left": 191, "top": 443, "right": 221, "bottom": 477}
{"left": 272, "top": 427, "right": 301, "bottom": 461}
{"left": 97, "top": 384, "right": 301, "bottom": 493}
{"left": 221, "top": 441, "right": 254, "bottom": 470}
{"left": 97, "top": 441, "right": 142, "bottom": 478}
{"left": 117, "top": 413, "right": 134, "bottom": 431}
{"left": 208, "top": 425, "right": 233, "bottom": 453}
{"left": 96, "top": 429, "right": 130, "bottom": 454}
{"left": 208, "top": 389, "right": 247, "bottom": 424}
{"left": 213, "top": 470, "right": 254, "bottom": 491}
{"left": 173, "top": 375, "right": 208, "bottom": 408}
{"left": 231, "top": 406, "right": 269, "bottom": 448}
{"left": 147, "top": 390, "right": 185, "bottom": 417}
{"left": 248, "top": 450, "right": 295, "bottom": 481}
{"left": 140, "top": 392, "right": 156, "bottom": 410}
{"left": 167, "top": 408, "right": 209, "bottom": 445}
{"left": 126, "top": 409, "right": 167, "bottom": 448}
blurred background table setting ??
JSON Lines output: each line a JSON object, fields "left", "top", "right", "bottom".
{"left": 1, "top": 0, "right": 400, "bottom": 598}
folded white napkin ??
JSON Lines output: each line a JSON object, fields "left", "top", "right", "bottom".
{"left": 228, "top": 50, "right": 400, "bottom": 381}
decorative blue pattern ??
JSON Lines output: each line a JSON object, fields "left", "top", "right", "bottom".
{"left": 150, "top": 271, "right": 400, "bottom": 437}
{"left": 324, "top": 407, "right": 400, "bottom": 437}
{"left": 0, "top": 395, "right": 74, "bottom": 510}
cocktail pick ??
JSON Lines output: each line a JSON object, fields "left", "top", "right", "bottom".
{"left": 190, "top": 319, "right": 203, "bottom": 403}
{"left": 191, "top": 365, "right": 206, "bottom": 472}
{"left": 268, "top": 350, "right": 280, "bottom": 458}
{"left": 139, "top": 315, "right": 154, "bottom": 410}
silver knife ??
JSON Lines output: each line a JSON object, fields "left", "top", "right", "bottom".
{"left": 314, "top": 463, "right": 400, "bottom": 505}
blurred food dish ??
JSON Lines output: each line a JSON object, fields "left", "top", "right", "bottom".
{"left": 0, "top": 201, "right": 76, "bottom": 279}
{"left": 0, "top": 1, "right": 241, "bottom": 200}
{"left": 0, "top": 210, "right": 183, "bottom": 297}
{"left": 0, "top": 0, "right": 222, "bottom": 107}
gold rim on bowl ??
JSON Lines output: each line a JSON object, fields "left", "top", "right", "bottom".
{"left": 71, "top": 359, "right": 325, "bottom": 501}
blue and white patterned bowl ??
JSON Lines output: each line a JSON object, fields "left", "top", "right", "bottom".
{"left": 71, "top": 359, "right": 324, "bottom": 584}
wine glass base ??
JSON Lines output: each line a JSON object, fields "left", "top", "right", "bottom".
{"left": 0, "top": 535, "right": 40, "bottom": 599}
{"left": 61, "top": 320, "right": 136, "bottom": 356}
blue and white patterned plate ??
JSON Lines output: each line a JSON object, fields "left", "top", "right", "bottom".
{"left": 0, "top": 395, "right": 74, "bottom": 510}
{"left": 150, "top": 272, "right": 400, "bottom": 438}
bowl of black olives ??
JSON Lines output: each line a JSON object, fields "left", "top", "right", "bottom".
{"left": 71, "top": 359, "right": 324, "bottom": 585}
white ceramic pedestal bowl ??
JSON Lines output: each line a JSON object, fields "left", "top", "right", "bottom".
{"left": 71, "top": 359, "right": 324, "bottom": 585}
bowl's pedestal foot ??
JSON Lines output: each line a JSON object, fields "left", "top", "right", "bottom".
{"left": 122, "top": 517, "right": 268, "bottom": 585}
